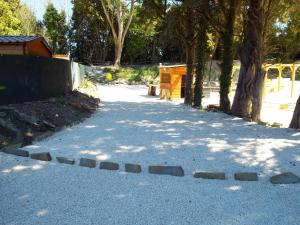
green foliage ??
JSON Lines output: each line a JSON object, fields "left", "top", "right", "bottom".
{"left": 102, "top": 65, "right": 159, "bottom": 84}
{"left": 0, "top": 0, "right": 21, "bottom": 35}
{"left": 16, "top": 4, "right": 38, "bottom": 35}
{"left": 267, "top": 3, "right": 300, "bottom": 62}
{"left": 79, "top": 79, "right": 95, "bottom": 89}
{"left": 43, "top": 3, "right": 69, "bottom": 54}
{"left": 70, "top": 0, "right": 110, "bottom": 64}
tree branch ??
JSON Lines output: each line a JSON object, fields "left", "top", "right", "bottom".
{"left": 121, "top": 0, "right": 135, "bottom": 45}
{"left": 100, "top": 0, "right": 117, "bottom": 40}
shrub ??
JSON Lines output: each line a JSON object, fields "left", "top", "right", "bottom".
{"left": 105, "top": 72, "right": 113, "bottom": 81}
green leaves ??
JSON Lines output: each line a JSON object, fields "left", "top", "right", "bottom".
{"left": 43, "top": 3, "right": 69, "bottom": 54}
{"left": 0, "top": 0, "right": 21, "bottom": 35}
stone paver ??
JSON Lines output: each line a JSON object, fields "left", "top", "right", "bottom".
{"left": 100, "top": 162, "right": 119, "bottom": 170}
{"left": 194, "top": 172, "right": 225, "bottom": 180}
{"left": 79, "top": 158, "right": 96, "bottom": 168}
{"left": 30, "top": 152, "right": 52, "bottom": 161}
{"left": 234, "top": 172, "right": 258, "bottom": 181}
{"left": 2, "top": 148, "right": 29, "bottom": 157}
{"left": 56, "top": 157, "right": 75, "bottom": 165}
{"left": 270, "top": 172, "right": 300, "bottom": 184}
{"left": 125, "top": 163, "right": 142, "bottom": 173}
{"left": 148, "top": 165, "right": 184, "bottom": 177}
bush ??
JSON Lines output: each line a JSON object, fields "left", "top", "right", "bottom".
{"left": 116, "top": 65, "right": 159, "bottom": 85}
{"left": 79, "top": 79, "right": 95, "bottom": 89}
{"left": 105, "top": 72, "right": 113, "bottom": 81}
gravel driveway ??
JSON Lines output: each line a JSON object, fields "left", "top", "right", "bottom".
{"left": 1, "top": 85, "right": 299, "bottom": 225}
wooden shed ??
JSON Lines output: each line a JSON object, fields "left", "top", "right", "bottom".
{"left": 159, "top": 64, "right": 191, "bottom": 100}
{"left": 0, "top": 36, "right": 52, "bottom": 58}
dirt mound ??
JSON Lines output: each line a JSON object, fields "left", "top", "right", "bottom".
{"left": 0, "top": 91, "right": 100, "bottom": 148}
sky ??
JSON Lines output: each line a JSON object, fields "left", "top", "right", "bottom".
{"left": 21, "top": 0, "right": 73, "bottom": 21}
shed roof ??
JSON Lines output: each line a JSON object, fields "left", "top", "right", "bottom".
{"left": 0, "top": 36, "right": 52, "bottom": 54}
{"left": 0, "top": 36, "right": 40, "bottom": 43}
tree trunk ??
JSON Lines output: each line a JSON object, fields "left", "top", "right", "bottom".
{"left": 184, "top": 44, "right": 195, "bottom": 105}
{"left": 194, "top": 10, "right": 208, "bottom": 108}
{"left": 231, "top": 0, "right": 264, "bottom": 121}
{"left": 114, "top": 39, "right": 123, "bottom": 68}
{"left": 219, "top": 0, "right": 237, "bottom": 114}
{"left": 290, "top": 95, "right": 300, "bottom": 129}
{"left": 100, "top": 0, "right": 135, "bottom": 68}
{"left": 184, "top": 6, "right": 196, "bottom": 105}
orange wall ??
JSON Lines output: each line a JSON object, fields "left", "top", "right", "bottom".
{"left": 0, "top": 41, "right": 52, "bottom": 58}
{"left": 26, "top": 41, "right": 52, "bottom": 58}
{"left": 0, "top": 45, "right": 23, "bottom": 55}
{"left": 160, "top": 66, "right": 187, "bottom": 99}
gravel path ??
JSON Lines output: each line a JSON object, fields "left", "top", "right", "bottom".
{"left": 1, "top": 84, "right": 300, "bottom": 225}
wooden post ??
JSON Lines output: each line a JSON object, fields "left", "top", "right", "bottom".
{"left": 263, "top": 69, "right": 268, "bottom": 99}
{"left": 278, "top": 65, "right": 282, "bottom": 93}
{"left": 291, "top": 64, "right": 296, "bottom": 97}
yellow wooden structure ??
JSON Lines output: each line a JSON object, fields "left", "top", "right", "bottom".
{"left": 52, "top": 54, "right": 70, "bottom": 60}
{"left": 160, "top": 63, "right": 300, "bottom": 100}
{"left": 231, "top": 63, "right": 300, "bottom": 98}
{"left": 263, "top": 63, "right": 300, "bottom": 97}
{"left": 159, "top": 64, "right": 188, "bottom": 100}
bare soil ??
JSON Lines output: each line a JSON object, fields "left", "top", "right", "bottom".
{"left": 0, "top": 91, "right": 100, "bottom": 148}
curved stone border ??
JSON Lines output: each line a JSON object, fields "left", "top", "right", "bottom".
{"left": 1, "top": 149, "right": 300, "bottom": 185}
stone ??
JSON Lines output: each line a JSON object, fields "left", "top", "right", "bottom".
{"left": 206, "top": 104, "right": 220, "bottom": 112}
{"left": 79, "top": 158, "right": 96, "bottom": 168}
{"left": 271, "top": 122, "right": 283, "bottom": 128}
{"left": 56, "top": 157, "right": 75, "bottom": 165}
{"left": 270, "top": 172, "right": 300, "bottom": 184}
{"left": 2, "top": 148, "right": 29, "bottom": 157}
{"left": 125, "top": 163, "right": 141, "bottom": 173}
{"left": 257, "top": 120, "right": 267, "bottom": 126}
{"left": 0, "top": 112, "right": 7, "bottom": 117}
{"left": 100, "top": 161, "right": 119, "bottom": 170}
{"left": 0, "top": 118, "right": 20, "bottom": 140}
{"left": 148, "top": 165, "right": 184, "bottom": 177}
{"left": 30, "top": 152, "right": 52, "bottom": 161}
{"left": 234, "top": 172, "right": 258, "bottom": 181}
{"left": 21, "top": 131, "right": 33, "bottom": 147}
{"left": 43, "top": 120, "right": 56, "bottom": 129}
{"left": 194, "top": 172, "right": 225, "bottom": 180}
{"left": 243, "top": 117, "right": 252, "bottom": 122}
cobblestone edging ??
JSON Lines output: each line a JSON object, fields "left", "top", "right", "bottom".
{"left": 1, "top": 149, "right": 300, "bottom": 185}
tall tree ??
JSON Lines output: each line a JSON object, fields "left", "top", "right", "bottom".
{"left": 202, "top": 0, "right": 241, "bottom": 113}
{"left": 0, "top": 0, "right": 21, "bottom": 35}
{"left": 100, "top": 0, "right": 135, "bottom": 68}
{"left": 183, "top": 3, "right": 196, "bottom": 105}
{"left": 169, "top": 0, "right": 198, "bottom": 105}
{"left": 231, "top": 0, "right": 274, "bottom": 121}
{"left": 218, "top": 0, "right": 239, "bottom": 113}
{"left": 70, "top": 0, "right": 110, "bottom": 64}
{"left": 43, "top": 3, "right": 69, "bottom": 54}
{"left": 16, "top": 4, "right": 38, "bottom": 35}
{"left": 199, "top": 0, "right": 241, "bottom": 113}
{"left": 290, "top": 95, "right": 300, "bottom": 129}
{"left": 193, "top": 0, "right": 209, "bottom": 108}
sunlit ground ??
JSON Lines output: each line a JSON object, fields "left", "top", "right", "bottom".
{"left": 1, "top": 84, "right": 300, "bottom": 225}
{"left": 197, "top": 78, "right": 300, "bottom": 127}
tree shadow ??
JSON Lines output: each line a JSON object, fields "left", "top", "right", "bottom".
{"left": 21, "top": 96, "right": 300, "bottom": 178}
